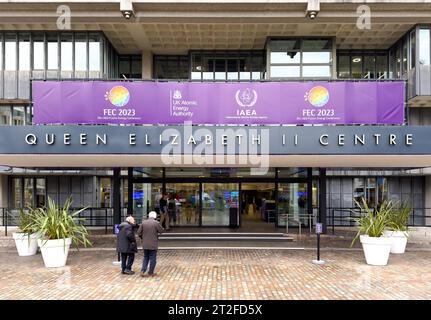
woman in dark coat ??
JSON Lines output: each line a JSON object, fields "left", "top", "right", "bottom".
{"left": 117, "top": 216, "right": 138, "bottom": 275}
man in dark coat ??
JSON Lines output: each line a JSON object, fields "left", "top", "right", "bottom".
{"left": 137, "top": 211, "right": 164, "bottom": 277}
{"left": 117, "top": 216, "right": 138, "bottom": 275}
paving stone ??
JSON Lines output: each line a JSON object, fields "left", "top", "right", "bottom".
{"left": 0, "top": 249, "right": 430, "bottom": 300}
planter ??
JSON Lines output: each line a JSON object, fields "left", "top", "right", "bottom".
{"left": 383, "top": 230, "right": 408, "bottom": 254}
{"left": 37, "top": 238, "right": 72, "bottom": 268}
{"left": 13, "top": 232, "right": 40, "bottom": 256}
{"left": 360, "top": 235, "right": 392, "bottom": 266}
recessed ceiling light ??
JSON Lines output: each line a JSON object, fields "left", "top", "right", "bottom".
{"left": 352, "top": 58, "right": 361, "bottom": 63}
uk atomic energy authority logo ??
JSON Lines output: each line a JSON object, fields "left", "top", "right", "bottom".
{"left": 235, "top": 88, "right": 258, "bottom": 107}
{"left": 304, "top": 86, "right": 329, "bottom": 107}
{"left": 105, "top": 86, "right": 130, "bottom": 107}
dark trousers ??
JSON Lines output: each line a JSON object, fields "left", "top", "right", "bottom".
{"left": 120, "top": 253, "right": 135, "bottom": 272}
{"left": 141, "top": 249, "right": 157, "bottom": 274}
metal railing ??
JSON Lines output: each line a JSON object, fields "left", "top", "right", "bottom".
{"left": 326, "top": 207, "right": 431, "bottom": 235}
{"left": 0, "top": 207, "right": 128, "bottom": 236}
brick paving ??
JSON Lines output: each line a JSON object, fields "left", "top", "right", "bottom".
{"left": 1, "top": 249, "right": 431, "bottom": 300}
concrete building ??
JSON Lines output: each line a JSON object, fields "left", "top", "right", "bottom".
{"left": 0, "top": 0, "right": 431, "bottom": 232}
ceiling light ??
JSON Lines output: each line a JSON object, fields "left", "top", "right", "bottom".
{"left": 352, "top": 58, "right": 361, "bottom": 63}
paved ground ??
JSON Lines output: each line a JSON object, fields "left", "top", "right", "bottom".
{"left": 1, "top": 249, "right": 430, "bottom": 300}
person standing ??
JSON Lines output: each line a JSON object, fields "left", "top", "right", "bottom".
{"left": 137, "top": 211, "right": 164, "bottom": 277}
{"left": 116, "top": 216, "right": 138, "bottom": 275}
{"left": 159, "top": 193, "right": 170, "bottom": 230}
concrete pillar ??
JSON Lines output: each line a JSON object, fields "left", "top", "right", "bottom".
{"left": 142, "top": 50, "right": 153, "bottom": 80}
{"left": 424, "top": 176, "right": 431, "bottom": 226}
{"left": 0, "top": 175, "right": 8, "bottom": 208}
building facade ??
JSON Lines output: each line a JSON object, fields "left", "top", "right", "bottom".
{"left": 1, "top": 0, "right": 431, "bottom": 232}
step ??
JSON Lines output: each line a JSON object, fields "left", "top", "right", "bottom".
{"left": 160, "top": 232, "right": 293, "bottom": 241}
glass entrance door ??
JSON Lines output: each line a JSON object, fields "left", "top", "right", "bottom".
{"left": 165, "top": 183, "right": 200, "bottom": 226}
{"left": 132, "top": 182, "right": 163, "bottom": 223}
{"left": 201, "top": 183, "right": 239, "bottom": 226}
{"left": 277, "top": 183, "right": 309, "bottom": 227}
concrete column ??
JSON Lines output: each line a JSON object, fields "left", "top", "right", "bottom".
{"left": 142, "top": 50, "right": 153, "bottom": 80}
{"left": 424, "top": 176, "right": 431, "bottom": 226}
{"left": 0, "top": 175, "right": 8, "bottom": 208}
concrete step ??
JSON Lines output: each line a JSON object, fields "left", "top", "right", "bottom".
{"left": 159, "top": 232, "right": 293, "bottom": 241}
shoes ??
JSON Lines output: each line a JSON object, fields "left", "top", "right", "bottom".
{"left": 140, "top": 272, "right": 148, "bottom": 277}
{"left": 148, "top": 273, "right": 157, "bottom": 277}
{"left": 121, "top": 270, "right": 135, "bottom": 275}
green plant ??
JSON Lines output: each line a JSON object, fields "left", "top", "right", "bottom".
{"left": 350, "top": 198, "right": 394, "bottom": 247}
{"left": 30, "top": 196, "right": 91, "bottom": 248}
{"left": 387, "top": 201, "right": 411, "bottom": 233}
{"left": 16, "top": 207, "right": 37, "bottom": 234}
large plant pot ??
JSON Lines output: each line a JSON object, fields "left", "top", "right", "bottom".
{"left": 360, "top": 235, "right": 392, "bottom": 266}
{"left": 383, "top": 230, "right": 408, "bottom": 254}
{"left": 38, "top": 238, "right": 72, "bottom": 268}
{"left": 13, "top": 232, "right": 40, "bottom": 256}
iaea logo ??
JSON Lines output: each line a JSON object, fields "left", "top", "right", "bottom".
{"left": 304, "top": 86, "right": 329, "bottom": 108}
{"left": 235, "top": 88, "right": 258, "bottom": 107}
{"left": 105, "top": 86, "right": 130, "bottom": 107}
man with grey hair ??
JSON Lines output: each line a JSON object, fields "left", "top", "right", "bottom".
{"left": 117, "top": 215, "right": 138, "bottom": 275}
{"left": 137, "top": 211, "right": 164, "bottom": 277}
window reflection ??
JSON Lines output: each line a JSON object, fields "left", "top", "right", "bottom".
{"left": 419, "top": 29, "right": 430, "bottom": 65}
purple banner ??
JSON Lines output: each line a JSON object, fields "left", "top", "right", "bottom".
{"left": 33, "top": 81, "right": 405, "bottom": 125}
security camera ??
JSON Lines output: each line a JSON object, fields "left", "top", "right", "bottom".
{"left": 120, "top": 0, "right": 134, "bottom": 20}
{"left": 121, "top": 10, "right": 133, "bottom": 19}
{"left": 308, "top": 11, "right": 318, "bottom": 19}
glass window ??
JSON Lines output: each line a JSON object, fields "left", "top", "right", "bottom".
{"left": 202, "top": 53, "right": 214, "bottom": 80}
{"left": 33, "top": 34, "right": 45, "bottom": 70}
{"left": 0, "top": 34, "right": 3, "bottom": 70}
{"left": 302, "top": 52, "right": 331, "bottom": 64}
{"left": 376, "top": 54, "right": 388, "bottom": 79}
{"left": 133, "top": 182, "right": 163, "bottom": 223}
{"left": 100, "top": 178, "right": 111, "bottom": 208}
{"left": 12, "top": 107, "right": 25, "bottom": 125}
{"left": 363, "top": 55, "right": 375, "bottom": 79}
{"left": 35, "top": 178, "right": 46, "bottom": 207}
{"left": 278, "top": 168, "right": 307, "bottom": 178}
{"left": 133, "top": 167, "right": 163, "bottom": 178}
{"left": 302, "top": 65, "right": 330, "bottom": 77}
{"left": 119, "top": 56, "right": 130, "bottom": 78}
{"left": 351, "top": 56, "right": 362, "bottom": 78}
{"left": 377, "top": 177, "right": 388, "bottom": 206}
{"left": 5, "top": 34, "right": 17, "bottom": 71}
{"left": 402, "top": 39, "right": 408, "bottom": 75}
{"left": 191, "top": 52, "right": 202, "bottom": 80}
{"left": 74, "top": 34, "right": 87, "bottom": 72}
{"left": 277, "top": 183, "right": 308, "bottom": 227}
{"left": 24, "top": 178, "right": 33, "bottom": 208}
{"left": 47, "top": 34, "right": 58, "bottom": 70}
{"left": 18, "top": 34, "right": 30, "bottom": 71}
{"left": 12, "top": 178, "right": 22, "bottom": 208}
{"left": 353, "top": 178, "right": 365, "bottom": 207}
{"left": 337, "top": 55, "right": 350, "bottom": 78}
{"left": 366, "top": 178, "right": 376, "bottom": 208}
{"left": 251, "top": 54, "right": 264, "bottom": 80}
{"left": 60, "top": 33, "right": 73, "bottom": 71}
{"left": 270, "top": 51, "right": 300, "bottom": 64}
{"left": 202, "top": 183, "right": 239, "bottom": 226}
{"left": 214, "top": 58, "right": 226, "bottom": 80}
{"left": 410, "top": 30, "right": 416, "bottom": 69}
{"left": 89, "top": 34, "right": 100, "bottom": 72}
{"left": 419, "top": 28, "right": 430, "bottom": 65}
{"left": 0, "top": 106, "right": 11, "bottom": 125}
{"left": 227, "top": 59, "right": 239, "bottom": 80}
{"left": 270, "top": 65, "right": 300, "bottom": 77}
{"left": 131, "top": 57, "right": 142, "bottom": 78}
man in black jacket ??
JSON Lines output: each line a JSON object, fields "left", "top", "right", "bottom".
{"left": 117, "top": 216, "right": 138, "bottom": 275}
